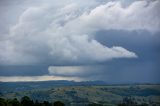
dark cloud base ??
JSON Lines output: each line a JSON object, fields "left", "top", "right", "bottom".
{"left": 0, "top": 66, "right": 48, "bottom": 76}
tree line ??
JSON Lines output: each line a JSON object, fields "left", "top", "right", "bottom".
{"left": 0, "top": 96, "right": 64, "bottom": 106}
{"left": 0, "top": 96, "right": 151, "bottom": 106}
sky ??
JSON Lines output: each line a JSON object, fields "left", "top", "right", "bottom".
{"left": 0, "top": 0, "right": 160, "bottom": 83}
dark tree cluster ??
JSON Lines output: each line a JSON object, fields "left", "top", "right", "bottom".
{"left": 0, "top": 96, "right": 64, "bottom": 106}
{"left": 118, "top": 97, "right": 148, "bottom": 106}
{"left": 87, "top": 103, "right": 103, "bottom": 106}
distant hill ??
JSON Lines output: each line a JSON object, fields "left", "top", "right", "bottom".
{"left": 0, "top": 81, "right": 160, "bottom": 106}
{"left": 0, "top": 80, "right": 108, "bottom": 92}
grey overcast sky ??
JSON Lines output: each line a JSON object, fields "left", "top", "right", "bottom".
{"left": 0, "top": 0, "right": 160, "bottom": 83}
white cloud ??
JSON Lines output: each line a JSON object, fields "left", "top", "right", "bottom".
{"left": 49, "top": 66, "right": 82, "bottom": 76}
{"left": 67, "top": 0, "right": 160, "bottom": 33}
{"left": 48, "top": 65, "right": 115, "bottom": 81}
{"left": 0, "top": 75, "right": 84, "bottom": 82}
{"left": 2, "top": 0, "right": 159, "bottom": 65}
{"left": 48, "top": 66, "right": 91, "bottom": 76}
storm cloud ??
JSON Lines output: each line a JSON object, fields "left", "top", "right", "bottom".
{"left": 0, "top": 0, "right": 160, "bottom": 83}
{"left": 2, "top": 0, "right": 159, "bottom": 65}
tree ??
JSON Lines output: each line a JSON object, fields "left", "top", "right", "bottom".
{"left": 11, "top": 98, "right": 21, "bottom": 106}
{"left": 87, "top": 103, "right": 103, "bottom": 106}
{"left": 34, "top": 100, "right": 40, "bottom": 106}
{"left": 0, "top": 98, "right": 5, "bottom": 106}
{"left": 21, "top": 96, "right": 34, "bottom": 106}
{"left": 139, "top": 103, "right": 148, "bottom": 106}
{"left": 43, "top": 101, "right": 52, "bottom": 106}
{"left": 53, "top": 101, "right": 65, "bottom": 106}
